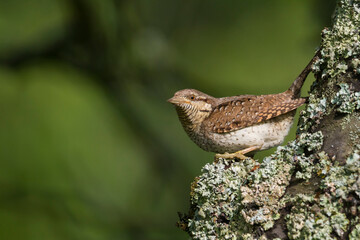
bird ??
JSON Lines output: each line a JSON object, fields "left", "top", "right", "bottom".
{"left": 168, "top": 51, "right": 320, "bottom": 160}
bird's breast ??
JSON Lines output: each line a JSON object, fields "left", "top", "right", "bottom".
{"left": 195, "top": 111, "right": 296, "bottom": 153}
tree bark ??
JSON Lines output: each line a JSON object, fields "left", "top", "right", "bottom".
{"left": 178, "top": 0, "right": 360, "bottom": 239}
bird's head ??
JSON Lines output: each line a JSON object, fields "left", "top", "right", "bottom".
{"left": 168, "top": 89, "right": 214, "bottom": 130}
{"left": 168, "top": 89, "right": 214, "bottom": 112}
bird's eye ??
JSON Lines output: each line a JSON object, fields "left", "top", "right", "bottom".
{"left": 190, "top": 95, "right": 195, "bottom": 100}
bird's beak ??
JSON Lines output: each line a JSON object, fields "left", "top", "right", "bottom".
{"left": 167, "top": 96, "right": 181, "bottom": 104}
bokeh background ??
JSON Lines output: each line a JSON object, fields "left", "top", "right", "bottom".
{"left": 0, "top": 0, "right": 335, "bottom": 239}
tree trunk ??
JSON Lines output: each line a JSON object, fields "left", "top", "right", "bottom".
{"left": 178, "top": 0, "right": 360, "bottom": 239}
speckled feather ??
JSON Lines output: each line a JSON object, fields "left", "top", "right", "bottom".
{"left": 205, "top": 91, "right": 306, "bottom": 133}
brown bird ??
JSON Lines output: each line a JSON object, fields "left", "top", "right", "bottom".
{"left": 168, "top": 51, "right": 320, "bottom": 159}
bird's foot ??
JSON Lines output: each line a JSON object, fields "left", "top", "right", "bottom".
{"left": 214, "top": 146, "right": 262, "bottom": 161}
{"left": 215, "top": 151, "right": 249, "bottom": 161}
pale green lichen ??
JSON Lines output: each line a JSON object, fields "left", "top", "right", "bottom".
{"left": 322, "top": 152, "right": 360, "bottom": 199}
{"left": 349, "top": 120, "right": 360, "bottom": 150}
{"left": 331, "top": 83, "right": 360, "bottom": 113}
{"left": 285, "top": 195, "right": 334, "bottom": 240}
{"left": 297, "top": 94, "right": 327, "bottom": 133}
{"left": 317, "top": 0, "right": 360, "bottom": 78}
{"left": 240, "top": 132, "right": 323, "bottom": 230}
{"left": 294, "top": 151, "right": 331, "bottom": 180}
{"left": 291, "top": 132, "right": 327, "bottom": 180}
{"left": 186, "top": 158, "right": 256, "bottom": 239}
{"left": 288, "top": 152, "right": 360, "bottom": 239}
{"left": 331, "top": 212, "right": 349, "bottom": 237}
{"left": 241, "top": 233, "right": 267, "bottom": 240}
{"left": 350, "top": 58, "right": 360, "bottom": 69}
{"left": 350, "top": 224, "right": 360, "bottom": 239}
{"left": 297, "top": 131, "right": 324, "bottom": 152}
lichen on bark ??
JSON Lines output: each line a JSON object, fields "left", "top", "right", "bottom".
{"left": 178, "top": 0, "right": 360, "bottom": 239}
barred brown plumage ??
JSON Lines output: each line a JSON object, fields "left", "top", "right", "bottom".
{"left": 206, "top": 93, "right": 306, "bottom": 134}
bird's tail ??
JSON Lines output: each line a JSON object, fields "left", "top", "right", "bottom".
{"left": 288, "top": 49, "right": 321, "bottom": 98}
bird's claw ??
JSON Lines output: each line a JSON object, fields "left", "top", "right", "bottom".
{"left": 215, "top": 151, "right": 249, "bottom": 161}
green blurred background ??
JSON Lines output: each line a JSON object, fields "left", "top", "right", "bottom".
{"left": 0, "top": 0, "right": 335, "bottom": 239}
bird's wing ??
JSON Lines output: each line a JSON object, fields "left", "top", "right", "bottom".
{"left": 204, "top": 93, "right": 306, "bottom": 133}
